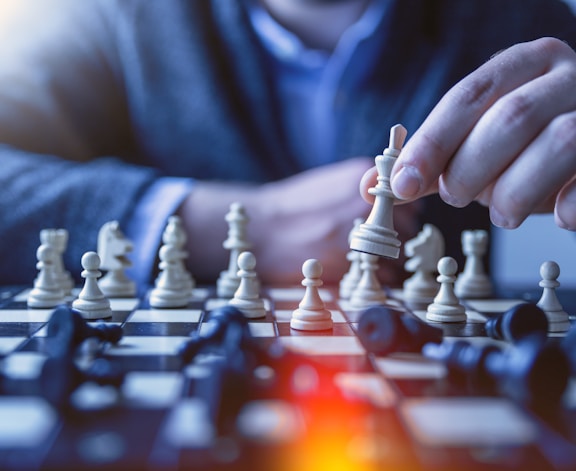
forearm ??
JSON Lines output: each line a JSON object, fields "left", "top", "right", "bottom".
{"left": 0, "top": 146, "right": 158, "bottom": 285}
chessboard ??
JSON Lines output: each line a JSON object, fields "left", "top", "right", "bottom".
{"left": 1, "top": 281, "right": 576, "bottom": 471}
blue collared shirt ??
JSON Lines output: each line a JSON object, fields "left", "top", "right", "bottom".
{"left": 248, "top": 0, "right": 393, "bottom": 167}
{"left": 126, "top": 1, "right": 393, "bottom": 285}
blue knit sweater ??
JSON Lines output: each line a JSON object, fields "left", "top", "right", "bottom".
{"left": 0, "top": 0, "right": 575, "bottom": 283}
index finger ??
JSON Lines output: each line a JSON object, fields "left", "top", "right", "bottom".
{"left": 390, "top": 39, "right": 559, "bottom": 201}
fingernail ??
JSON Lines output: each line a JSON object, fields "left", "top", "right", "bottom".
{"left": 439, "top": 190, "right": 467, "bottom": 208}
{"left": 490, "top": 206, "right": 515, "bottom": 228}
{"left": 391, "top": 166, "right": 422, "bottom": 199}
{"left": 556, "top": 184, "right": 576, "bottom": 229}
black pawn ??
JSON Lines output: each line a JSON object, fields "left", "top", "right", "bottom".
{"left": 45, "top": 305, "right": 123, "bottom": 357}
{"left": 485, "top": 303, "right": 549, "bottom": 343}
{"left": 357, "top": 305, "right": 443, "bottom": 356}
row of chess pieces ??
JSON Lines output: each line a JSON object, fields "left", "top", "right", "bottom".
{"left": 26, "top": 202, "right": 570, "bottom": 333}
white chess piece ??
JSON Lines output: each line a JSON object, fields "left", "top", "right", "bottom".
{"left": 217, "top": 202, "right": 252, "bottom": 298}
{"left": 163, "top": 215, "right": 195, "bottom": 294}
{"left": 348, "top": 252, "right": 387, "bottom": 310}
{"left": 454, "top": 230, "right": 493, "bottom": 299}
{"left": 229, "top": 251, "right": 266, "bottom": 319}
{"left": 339, "top": 218, "right": 363, "bottom": 300}
{"left": 426, "top": 256, "right": 467, "bottom": 323}
{"left": 536, "top": 261, "right": 570, "bottom": 333}
{"left": 403, "top": 224, "right": 444, "bottom": 304}
{"left": 27, "top": 244, "right": 66, "bottom": 308}
{"left": 72, "top": 252, "right": 113, "bottom": 319}
{"left": 97, "top": 221, "right": 136, "bottom": 298}
{"left": 291, "top": 259, "right": 333, "bottom": 331}
{"left": 349, "top": 124, "right": 405, "bottom": 259}
{"left": 40, "top": 228, "right": 73, "bottom": 295}
{"left": 149, "top": 244, "right": 190, "bottom": 308}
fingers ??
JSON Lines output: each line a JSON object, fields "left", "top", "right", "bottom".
{"left": 556, "top": 176, "right": 576, "bottom": 230}
{"left": 488, "top": 111, "right": 576, "bottom": 227}
{"left": 391, "top": 38, "right": 576, "bottom": 205}
{"left": 439, "top": 62, "right": 576, "bottom": 211}
{"left": 359, "top": 166, "right": 378, "bottom": 203}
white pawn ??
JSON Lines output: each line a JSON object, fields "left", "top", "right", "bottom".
{"left": 72, "top": 252, "right": 112, "bottom": 320}
{"left": 426, "top": 257, "right": 467, "bottom": 323}
{"left": 339, "top": 218, "right": 363, "bottom": 300}
{"left": 348, "top": 252, "right": 388, "bottom": 310}
{"left": 229, "top": 251, "right": 266, "bottom": 319}
{"left": 149, "top": 244, "right": 190, "bottom": 308}
{"left": 217, "top": 202, "right": 252, "bottom": 298}
{"left": 291, "top": 259, "right": 333, "bottom": 331}
{"left": 28, "top": 245, "right": 66, "bottom": 308}
{"left": 537, "top": 261, "right": 570, "bottom": 332}
{"left": 454, "top": 230, "right": 493, "bottom": 299}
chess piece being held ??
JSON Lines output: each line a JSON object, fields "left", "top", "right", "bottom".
{"left": 349, "top": 124, "right": 406, "bottom": 259}
{"left": 290, "top": 259, "right": 333, "bottom": 331}
{"left": 402, "top": 224, "right": 444, "bottom": 304}
{"left": 97, "top": 221, "right": 136, "bottom": 298}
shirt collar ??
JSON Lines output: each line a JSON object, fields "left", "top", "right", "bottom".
{"left": 248, "top": 1, "right": 392, "bottom": 68}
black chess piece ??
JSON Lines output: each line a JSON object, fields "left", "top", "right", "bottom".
{"left": 423, "top": 335, "right": 570, "bottom": 411}
{"left": 40, "top": 356, "right": 124, "bottom": 410}
{"left": 357, "top": 305, "right": 443, "bottom": 356}
{"left": 179, "top": 306, "right": 254, "bottom": 433}
{"left": 179, "top": 305, "right": 250, "bottom": 364}
{"left": 45, "top": 305, "right": 123, "bottom": 357}
{"left": 561, "top": 324, "right": 576, "bottom": 374}
{"left": 485, "top": 303, "right": 549, "bottom": 343}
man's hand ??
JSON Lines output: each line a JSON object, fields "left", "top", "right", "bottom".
{"left": 179, "top": 157, "right": 418, "bottom": 286}
{"left": 363, "top": 38, "right": 576, "bottom": 231}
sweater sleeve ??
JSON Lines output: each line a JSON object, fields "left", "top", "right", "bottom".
{"left": 0, "top": 0, "right": 162, "bottom": 284}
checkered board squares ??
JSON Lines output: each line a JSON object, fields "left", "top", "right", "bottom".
{"left": 0, "top": 309, "right": 53, "bottom": 323}
{"left": 127, "top": 309, "right": 202, "bottom": 323}
{"left": 279, "top": 336, "right": 365, "bottom": 356}
{"left": 0, "top": 284, "right": 574, "bottom": 471}
{"left": 105, "top": 336, "right": 190, "bottom": 356}
{"left": 0, "top": 397, "right": 58, "bottom": 448}
{"left": 401, "top": 397, "right": 538, "bottom": 447}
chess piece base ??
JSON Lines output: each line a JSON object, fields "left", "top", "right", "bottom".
{"left": 290, "top": 309, "right": 333, "bottom": 331}
{"left": 149, "top": 289, "right": 189, "bottom": 309}
{"left": 229, "top": 298, "right": 266, "bottom": 319}
{"left": 426, "top": 303, "right": 467, "bottom": 323}
{"left": 72, "top": 298, "right": 112, "bottom": 320}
